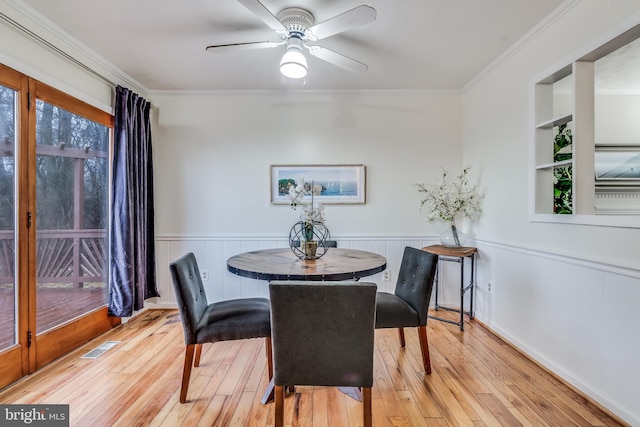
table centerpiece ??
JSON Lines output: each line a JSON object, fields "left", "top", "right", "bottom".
{"left": 288, "top": 179, "right": 331, "bottom": 259}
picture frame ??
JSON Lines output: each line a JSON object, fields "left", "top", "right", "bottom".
{"left": 271, "top": 164, "right": 366, "bottom": 205}
{"left": 594, "top": 146, "right": 640, "bottom": 180}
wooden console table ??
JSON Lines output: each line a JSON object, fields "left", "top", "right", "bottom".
{"left": 422, "top": 245, "right": 477, "bottom": 331}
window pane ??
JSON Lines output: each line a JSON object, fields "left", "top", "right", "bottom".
{"left": 0, "top": 84, "right": 16, "bottom": 350}
{"left": 35, "top": 100, "right": 109, "bottom": 334}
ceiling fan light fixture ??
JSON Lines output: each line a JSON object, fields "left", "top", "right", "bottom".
{"left": 280, "top": 39, "right": 308, "bottom": 79}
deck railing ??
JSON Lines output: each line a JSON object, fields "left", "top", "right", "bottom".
{"left": 0, "top": 229, "right": 107, "bottom": 287}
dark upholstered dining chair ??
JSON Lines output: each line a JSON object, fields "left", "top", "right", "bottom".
{"left": 169, "top": 252, "right": 272, "bottom": 403}
{"left": 269, "top": 281, "right": 377, "bottom": 427}
{"left": 375, "top": 246, "right": 438, "bottom": 374}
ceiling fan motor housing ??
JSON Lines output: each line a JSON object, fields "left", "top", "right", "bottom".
{"left": 207, "top": 2, "right": 375, "bottom": 75}
{"left": 277, "top": 7, "right": 315, "bottom": 39}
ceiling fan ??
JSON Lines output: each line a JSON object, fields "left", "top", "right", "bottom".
{"left": 206, "top": 0, "right": 377, "bottom": 79}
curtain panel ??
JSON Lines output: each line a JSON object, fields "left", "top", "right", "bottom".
{"left": 108, "top": 86, "right": 159, "bottom": 317}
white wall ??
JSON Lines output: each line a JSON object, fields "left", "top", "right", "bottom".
{"left": 149, "top": 89, "right": 465, "bottom": 313}
{"left": 463, "top": 1, "right": 640, "bottom": 424}
{"left": 151, "top": 90, "right": 463, "bottom": 238}
{"left": 596, "top": 94, "right": 640, "bottom": 145}
{"left": 560, "top": 93, "right": 640, "bottom": 145}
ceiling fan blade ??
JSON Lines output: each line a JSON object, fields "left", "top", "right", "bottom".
{"left": 306, "top": 5, "right": 376, "bottom": 40}
{"left": 307, "top": 46, "right": 368, "bottom": 73}
{"left": 206, "top": 41, "right": 284, "bottom": 53}
{"left": 236, "top": 0, "right": 287, "bottom": 34}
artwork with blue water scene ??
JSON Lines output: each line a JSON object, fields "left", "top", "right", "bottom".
{"left": 271, "top": 164, "right": 366, "bottom": 204}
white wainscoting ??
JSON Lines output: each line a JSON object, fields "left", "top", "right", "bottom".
{"left": 151, "top": 234, "right": 640, "bottom": 425}
{"left": 152, "top": 236, "right": 439, "bottom": 308}
{"left": 471, "top": 239, "right": 640, "bottom": 426}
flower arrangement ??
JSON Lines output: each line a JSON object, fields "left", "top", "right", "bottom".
{"left": 288, "top": 179, "right": 325, "bottom": 240}
{"left": 415, "top": 166, "right": 481, "bottom": 246}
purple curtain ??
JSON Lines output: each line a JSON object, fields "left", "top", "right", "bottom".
{"left": 108, "top": 86, "right": 159, "bottom": 317}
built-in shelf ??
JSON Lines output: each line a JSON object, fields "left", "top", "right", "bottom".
{"left": 536, "top": 114, "right": 573, "bottom": 130}
{"left": 530, "top": 20, "right": 640, "bottom": 227}
{"left": 536, "top": 159, "right": 573, "bottom": 170}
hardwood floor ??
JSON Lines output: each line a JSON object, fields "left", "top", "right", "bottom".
{"left": 0, "top": 287, "right": 107, "bottom": 349}
{"left": 0, "top": 309, "right": 627, "bottom": 426}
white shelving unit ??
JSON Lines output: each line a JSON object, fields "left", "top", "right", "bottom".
{"left": 529, "top": 21, "right": 640, "bottom": 227}
{"left": 532, "top": 62, "right": 594, "bottom": 216}
{"left": 534, "top": 113, "right": 573, "bottom": 169}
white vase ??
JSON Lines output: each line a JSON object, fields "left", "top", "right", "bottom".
{"left": 440, "top": 224, "right": 466, "bottom": 248}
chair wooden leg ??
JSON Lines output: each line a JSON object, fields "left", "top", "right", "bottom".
{"left": 362, "top": 387, "right": 372, "bottom": 427}
{"left": 397, "top": 327, "right": 406, "bottom": 347}
{"left": 265, "top": 337, "right": 273, "bottom": 379}
{"left": 274, "top": 385, "right": 285, "bottom": 427}
{"left": 417, "top": 325, "right": 431, "bottom": 375}
{"left": 194, "top": 343, "right": 203, "bottom": 367}
{"left": 180, "top": 344, "right": 196, "bottom": 403}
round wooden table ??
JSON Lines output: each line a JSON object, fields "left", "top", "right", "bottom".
{"left": 227, "top": 248, "right": 387, "bottom": 281}
{"left": 228, "top": 247, "right": 386, "bottom": 404}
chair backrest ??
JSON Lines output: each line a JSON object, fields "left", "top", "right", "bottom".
{"left": 394, "top": 247, "right": 438, "bottom": 326}
{"left": 269, "top": 281, "right": 377, "bottom": 388}
{"left": 169, "top": 252, "right": 209, "bottom": 344}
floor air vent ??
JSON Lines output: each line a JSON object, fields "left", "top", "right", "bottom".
{"left": 81, "top": 341, "right": 120, "bottom": 359}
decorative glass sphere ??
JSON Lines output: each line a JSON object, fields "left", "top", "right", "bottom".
{"left": 289, "top": 221, "right": 331, "bottom": 260}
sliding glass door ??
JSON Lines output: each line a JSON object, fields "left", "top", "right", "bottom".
{"left": 0, "top": 82, "right": 17, "bottom": 351}
{"left": 0, "top": 64, "right": 117, "bottom": 388}
{"left": 0, "top": 67, "right": 27, "bottom": 386}
{"left": 32, "top": 82, "right": 116, "bottom": 369}
{"left": 34, "top": 97, "right": 110, "bottom": 333}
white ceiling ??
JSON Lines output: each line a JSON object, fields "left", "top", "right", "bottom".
{"left": 16, "top": 0, "right": 567, "bottom": 92}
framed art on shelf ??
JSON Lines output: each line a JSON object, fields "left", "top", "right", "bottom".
{"left": 271, "top": 164, "right": 366, "bottom": 205}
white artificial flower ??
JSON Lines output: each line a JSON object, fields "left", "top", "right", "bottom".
{"left": 289, "top": 180, "right": 326, "bottom": 224}
{"left": 415, "top": 166, "right": 482, "bottom": 225}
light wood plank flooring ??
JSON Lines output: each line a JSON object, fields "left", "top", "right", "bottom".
{"left": 0, "top": 309, "right": 627, "bottom": 426}
{"left": 0, "top": 287, "right": 106, "bottom": 349}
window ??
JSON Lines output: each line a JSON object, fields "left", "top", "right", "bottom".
{"left": 34, "top": 96, "right": 110, "bottom": 333}
{"left": 530, "top": 23, "right": 640, "bottom": 227}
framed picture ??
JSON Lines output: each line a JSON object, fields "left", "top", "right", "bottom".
{"left": 271, "top": 164, "right": 366, "bottom": 205}
{"left": 595, "top": 147, "right": 640, "bottom": 180}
